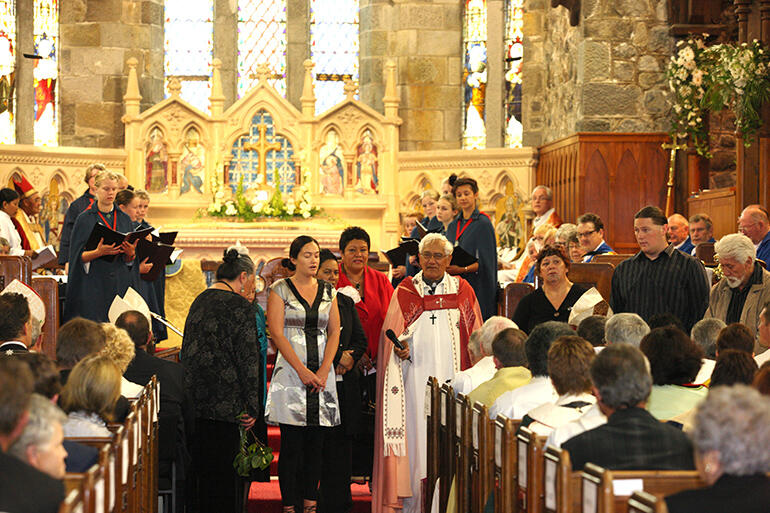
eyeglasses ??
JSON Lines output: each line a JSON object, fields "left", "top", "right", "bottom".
{"left": 420, "top": 252, "right": 448, "bottom": 261}
{"left": 577, "top": 230, "right": 596, "bottom": 238}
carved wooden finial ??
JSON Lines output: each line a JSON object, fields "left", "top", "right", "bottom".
{"left": 343, "top": 78, "right": 358, "bottom": 101}
{"left": 167, "top": 76, "right": 182, "bottom": 97}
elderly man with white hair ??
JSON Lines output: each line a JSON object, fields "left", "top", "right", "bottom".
{"left": 8, "top": 394, "right": 68, "bottom": 480}
{"left": 373, "top": 232, "right": 482, "bottom": 513}
{"left": 451, "top": 315, "right": 517, "bottom": 395}
{"left": 604, "top": 313, "right": 650, "bottom": 347}
{"left": 705, "top": 233, "right": 770, "bottom": 345}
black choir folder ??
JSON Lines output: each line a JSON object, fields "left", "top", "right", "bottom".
{"left": 84, "top": 224, "right": 154, "bottom": 262}
{"left": 136, "top": 238, "right": 175, "bottom": 281}
{"left": 383, "top": 241, "right": 477, "bottom": 268}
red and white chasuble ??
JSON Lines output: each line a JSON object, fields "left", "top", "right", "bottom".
{"left": 372, "top": 272, "right": 482, "bottom": 513}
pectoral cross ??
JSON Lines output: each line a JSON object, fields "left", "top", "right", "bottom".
{"left": 430, "top": 312, "right": 437, "bottom": 325}
{"left": 243, "top": 124, "right": 283, "bottom": 187}
{"left": 661, "top": 136, "right": 688, "bottom": 217}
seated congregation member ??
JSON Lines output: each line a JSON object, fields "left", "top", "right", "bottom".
{"left": 577, "top": 315, "right": 606, "bottom": 348}
{"left": 690, "top": 318, "right": 725, "bottom": 384}
{"left": 688, "top": 213, "right": 715, "bottom": 256}
{"left": 704, "top": 233, "right": 770, "bottom": 342}
{"left": 60, "top": 353, "right": 121, "bottom": 437}
{"left": 577, "top": 213, "right": 614, "bottom": 262}
{"left": 531, "top": 185, "right": 562, "bottom": 230}
{"left": 563, "top": 343, "right": 694, "bottom": 471}
{"left": 0, "top": 357, "right": 65, "bottom": 513}
{"left": 0, "top": 236, "right": 8, "bottom": 254}
{"left": 467, "top": 327, "right": 530, "bottom": 406}
{"left": 56, "top": 317, "right": 107, "bottom": 385}
{"left": 553, "top": 223, "right": 576, "bottom": 251}
{"left": 709, "top": 349, "right": 758, "bottom": 387}
{"left": 101, "top": 323, "right": 143, "bottom": 398}
{"left": 59, "top": 163, "right": 103, "bottom": 267}
{"left": 8, "top": 394, "right": 68, "bottom": 480}
{"left": 604, "top": 313, "right": 649, "bottom": 347}
{"left": 738, "top": 204, "right": 770, "bottom": 269}
{"left": 446, "top": 177, "right": 497, "bottom": 320}
{"left": 610, "top": 206, "right": 709, "bottom": 332}
{"left": 513, "top": 245, "right": 587, "bottom": 334}
{"left": 716, "top": 322, "right": 755, "bottom": 355}
{"left": 640, "top": 327, "right": 707, "bottom": 421}
{"left": 0, "top": 187, "right": 35, "bottom": 257}
{"left": 64, "top": 170, "right": 139, "bottom": 323}
{"left": 12, "top": 352, "right": 98, "bottom": 473}
{"left": 754, "top": 362, "right": 770, "bottom": 396}
{"left": 667, "top": 213, "right": 694, "bottom": 254}
{"left": 519, "top": 224, "right": 557, "bottom": 283}
{"left": 316, "top": 249, "right": 368, "bottom": 513}
{"left": 489, "top": 321, "right": 572, "bottom": 420}
{"left": 266, "top": 236, "right": 341, "bottom": 513}
{"left": 0, "top": 291, "right": 40, "bottom": 354}
{"left": 181, "top": 246, "right": 262, "bottom": 513}
{"left": 523, "top": 336, "right": 595, "bottom": 437}
{"left": 756, "top": 302, "right": 770, "bottom": 366}
{"left": 517, "top": 239, "right": 539, "bottom": 284}
{"left": 666, "top": 385, "right": 770, "bottom": 513}
{"left": 373, "top": 233, "right": 482, "bottom": 513}
{"left": 452, "top": 316, "right": 516, "bottom": 396}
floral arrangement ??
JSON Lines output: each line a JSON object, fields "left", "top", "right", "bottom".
{"left": 233, "top": 411, "right": 273, "bottom": 477}
{"left": 667, "top": 37, "right": 770, "bottom": 157}
{"left": 204, "top": 166, "right": 320, "bottom": 221}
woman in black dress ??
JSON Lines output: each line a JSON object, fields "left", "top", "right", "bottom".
{"left": 512, "top": 245, "right": 586, "bottom": 333}
{"left": 180, "top": 247, "right": 261, "bottom": 512}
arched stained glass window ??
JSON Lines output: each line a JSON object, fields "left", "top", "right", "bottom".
{"left": 164, "top": 0, "right": 213, "bottom": 113}
{"left": 33, "top": 0, "right": 58, "bottom": 146}
{"left": 310, "top": 0, "right": 359, "bottom": 114}
{"left": 238, "top": 0, "right": 287, "bottom": 98}
{"left": 462, "top": 0, "right": 487, "bottom": 150}
{"left": 504, "top": 0, "right": 523, "bottom": 148}
{"left": 0, "top": 0, "right": 15, "bottom": 144}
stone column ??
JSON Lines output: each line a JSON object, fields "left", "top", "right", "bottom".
{"left": 214, "top": 0, "right": 238, "bottom": 109}
{"left": 286, "top": 0, "right": 309, "bottom": 109}
{"left": 15, "top": 0, "right": 33, "bottom": 144}
{"left": 486, "top": 0, "right": 504, "bottom": 147}
{"left": 59, "top": 0, "right": 164, "bottom": 148}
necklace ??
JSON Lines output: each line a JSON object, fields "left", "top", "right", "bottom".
{"left": 215, "top": 280, "right": 235, "bottom": 293}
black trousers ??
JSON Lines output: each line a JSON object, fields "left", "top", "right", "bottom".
{"left": 318, "top": 423, "right": 353, "bottom": 513}
{"left": 192, "top": 418, "right": 244, "bottom": 513}
{"left": 278, "top": 424, "right": 326, "bottom": 506}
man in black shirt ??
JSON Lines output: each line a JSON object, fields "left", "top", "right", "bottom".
{"left": 610, "top": 206, "right": 709, "bottom": 332}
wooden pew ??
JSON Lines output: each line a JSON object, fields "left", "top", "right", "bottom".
{"left": 516, "top": 426, "right": 547, "bottom": 513}
{"left": 498, "top": 282, "right": 534, "bottom": 318}
{"left": 31, "top": 275, "right": 59, "bottom": 360}
{"left": 58, "top": 487, "right": 84, "bottom": 513}
{"left": 0, "top": 255, "right": 31, "bottom": 288}
{"left": 567, "top": 263, "right": 614, "bottom": 303}
{"left": 470, "top": 402, "right": 494, "bottom": 513}
{"left": 581, "top": 463, "right": 704, "bottom": 513}
{"left": 438, "top": 383, "right": 455, "bottom": 513}
{"left": 541, "top": 445, "right": 581, "bottom": 513}
{"left": 64, "top": 440, "right": 112, "bottom": 513}
{"left": 425, "top": 376, "right": 440, "bottom": 512}
{"left": 592, "top": 254, "right": 634, "bottom": 268}
{"left": 694, "top": 242, "right": 716, "bottom": 266}
{"left": 492, "top": 415, "right": 517, "bottom": 513}
{"left": 453, "top": 393, "right": 471, "bottom": 513}
{"left": 627, "top": 491, "right": 666, "bottom": 513}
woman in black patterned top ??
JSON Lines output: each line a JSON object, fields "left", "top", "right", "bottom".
{"left": 181, "top": 246, "right": 261, "bottom": 513}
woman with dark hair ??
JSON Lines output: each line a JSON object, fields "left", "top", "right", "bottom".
{"left": 640, "top": 326, "right": 707, "bottom": 421}
{"left": 512, "top": 245, "right": 587, "bottom": 333}
{"left": 446, "top": 177, "right": 498, "bottom": 319}
{"left": 316, "top": 249, "right": 367, "bottom": 513}
{"left": 0, "top": 187, "right": 34, "bottom": 257}
{"left": 266, "top": 236, "right": 341, "bottom": 513}
{"left": 181, "top": 246, "right": 262, "bottom": 512}
{"left": 710, "top": 349, "right": 758, "bottom": 387}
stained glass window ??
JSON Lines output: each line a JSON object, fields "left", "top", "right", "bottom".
{"left": 164, "top": 0, "right": 213, "bottom": 113}
{"left": 504, "top": 0, "right": 523, "bottom": 148}
{"left": 33, "top": 0, "right": 57, "bottom": 146}
{"left": 462, "top": 0, "right": 487, "bottom": 150}
{"left": 0, "top": 0, "right": 15, "bottom": 144}
{"left": 238, "top": 0, "right": 287, "bottom": 98}
{"left": 310, "top": 0, "right": 359, "bottom": 114}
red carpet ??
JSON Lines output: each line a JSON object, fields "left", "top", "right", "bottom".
{"left": 247, "top": 358, "right": 372, "bottom": 512}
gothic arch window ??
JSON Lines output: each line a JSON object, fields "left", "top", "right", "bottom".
{"left": 0, "top": 0, "right": 15, "bottom": 144}
{"left": 237, "top": 0, "right": 288, "bottom": 98}
{"left": 504, "top": 0, "right": 523, "bottom": 148}
{"left": 310, "top": 0, "right": 359, "bottom": 114}
{"left": 164, "top": 0, "right": 214, "bottom": 113}
{"left": 462, "top": 0, "right": 487, "bottom": 149}
{"left": 33, "top": 0, "right": 58, "bottom": 146}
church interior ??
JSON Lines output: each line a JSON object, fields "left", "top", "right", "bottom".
{"left": 1, "top": 0, "right": 770, "bottom": 511}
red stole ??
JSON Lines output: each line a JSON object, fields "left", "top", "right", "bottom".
{"left": 10, "top": 217, "right": 30, "bottom": 250}
{"left": 337, "top": 264, "right": 394, "bottom": 358}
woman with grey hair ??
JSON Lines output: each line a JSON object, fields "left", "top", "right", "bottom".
{"left": 666, "top": 385, "right": 770, "bottom": 512}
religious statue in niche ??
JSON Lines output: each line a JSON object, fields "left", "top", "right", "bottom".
{"left": 39, "top": 178, "right": 67, "bottom": 244}
{"left": 145, "top": 127, "right": 169, "bottom": 193}
{"left": 180, "top": 127, "right": 205, "bottom": 195}
{"left": 355, "top": 129, "right": 378, "bottom": 194}
{"left": 319, "top": 129, "right": 344, "bottom": 195}
{"left": 494, "top": 182, "right": 526, "bottom": 253}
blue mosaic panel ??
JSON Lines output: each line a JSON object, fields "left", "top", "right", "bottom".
{"left": 229, "top": 110, "right": 295, "bottom": 194}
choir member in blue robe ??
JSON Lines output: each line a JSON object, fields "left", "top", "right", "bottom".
{"left": 403, "top": 190, "right": 444, "bottom": 281}
{"left": 59, "top": 163, "right": 103, "bottom": 266}
{"left": 63, "top": 171, "right": 139, "bottom": 323}
{"left": 446, "top": 177, "right": 497, "bottom": 320}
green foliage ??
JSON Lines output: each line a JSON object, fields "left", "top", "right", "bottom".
{"left": 232, "top": 412, "right": 273, "bottom": 477}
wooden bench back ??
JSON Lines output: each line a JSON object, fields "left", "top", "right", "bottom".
{"left": 31, "top": 276, "right": 59, "bottom": 360}
{"left": 425, "top": 376, "right": 440, "bottom": 512}
{"left": 0, "top": 255, "right": 31, "bottom": 289}
{"left": 498, "top": 282, "right": 534, "bottom": 318}
{"left": 567, "top": 263, "right": 615, "bottom": 303}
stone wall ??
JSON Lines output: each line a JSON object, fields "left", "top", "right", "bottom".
{"left": 59, "top": 0, "right": 164, "bottom": 148}
{"left": 523, "top": 0, "right": 674, "bottom": 146}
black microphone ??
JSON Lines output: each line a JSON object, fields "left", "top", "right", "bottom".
{"left": 385, "top": 329, "right": 411, "bottom": 363}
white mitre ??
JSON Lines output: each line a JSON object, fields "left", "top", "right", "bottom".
{"left": 1, "top": 279, "right": 45, "bottom": 326}
{"left": 109, "top": 287, "right": 152, "bottom": 325}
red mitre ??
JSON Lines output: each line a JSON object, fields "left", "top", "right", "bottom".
{"left": 12, "top": 175, "right": 37, "bottom": 199}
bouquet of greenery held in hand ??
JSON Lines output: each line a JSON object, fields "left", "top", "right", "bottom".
{"left": 233, "top": 411, "right": 273, "bottom": 477}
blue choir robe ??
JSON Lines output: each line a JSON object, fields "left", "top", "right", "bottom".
{"left": 59, "top": 190, "right": 95, "bottom": 265}
{"left": 133, "top": 219, "right": 168, "bottom": 342}
{"left": 676, "top": 237, "right": 694, "bottom": 255}
{"left": 757, "top": 232, "right": 770, "bottom": 270}
{"left": 523, "top": 264, "right": 536, "bottom": 284}
{"left": 582, "top": 240, "right": 615, "bottom": 262}
{"left": 399, "top": 216, "right": 444, "bottom": 286}
{"left": 63, "top": 206, "right": 139, "bottom": 322}
{"left": 447, "top": 208, "right": 498, "bottom": 320}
